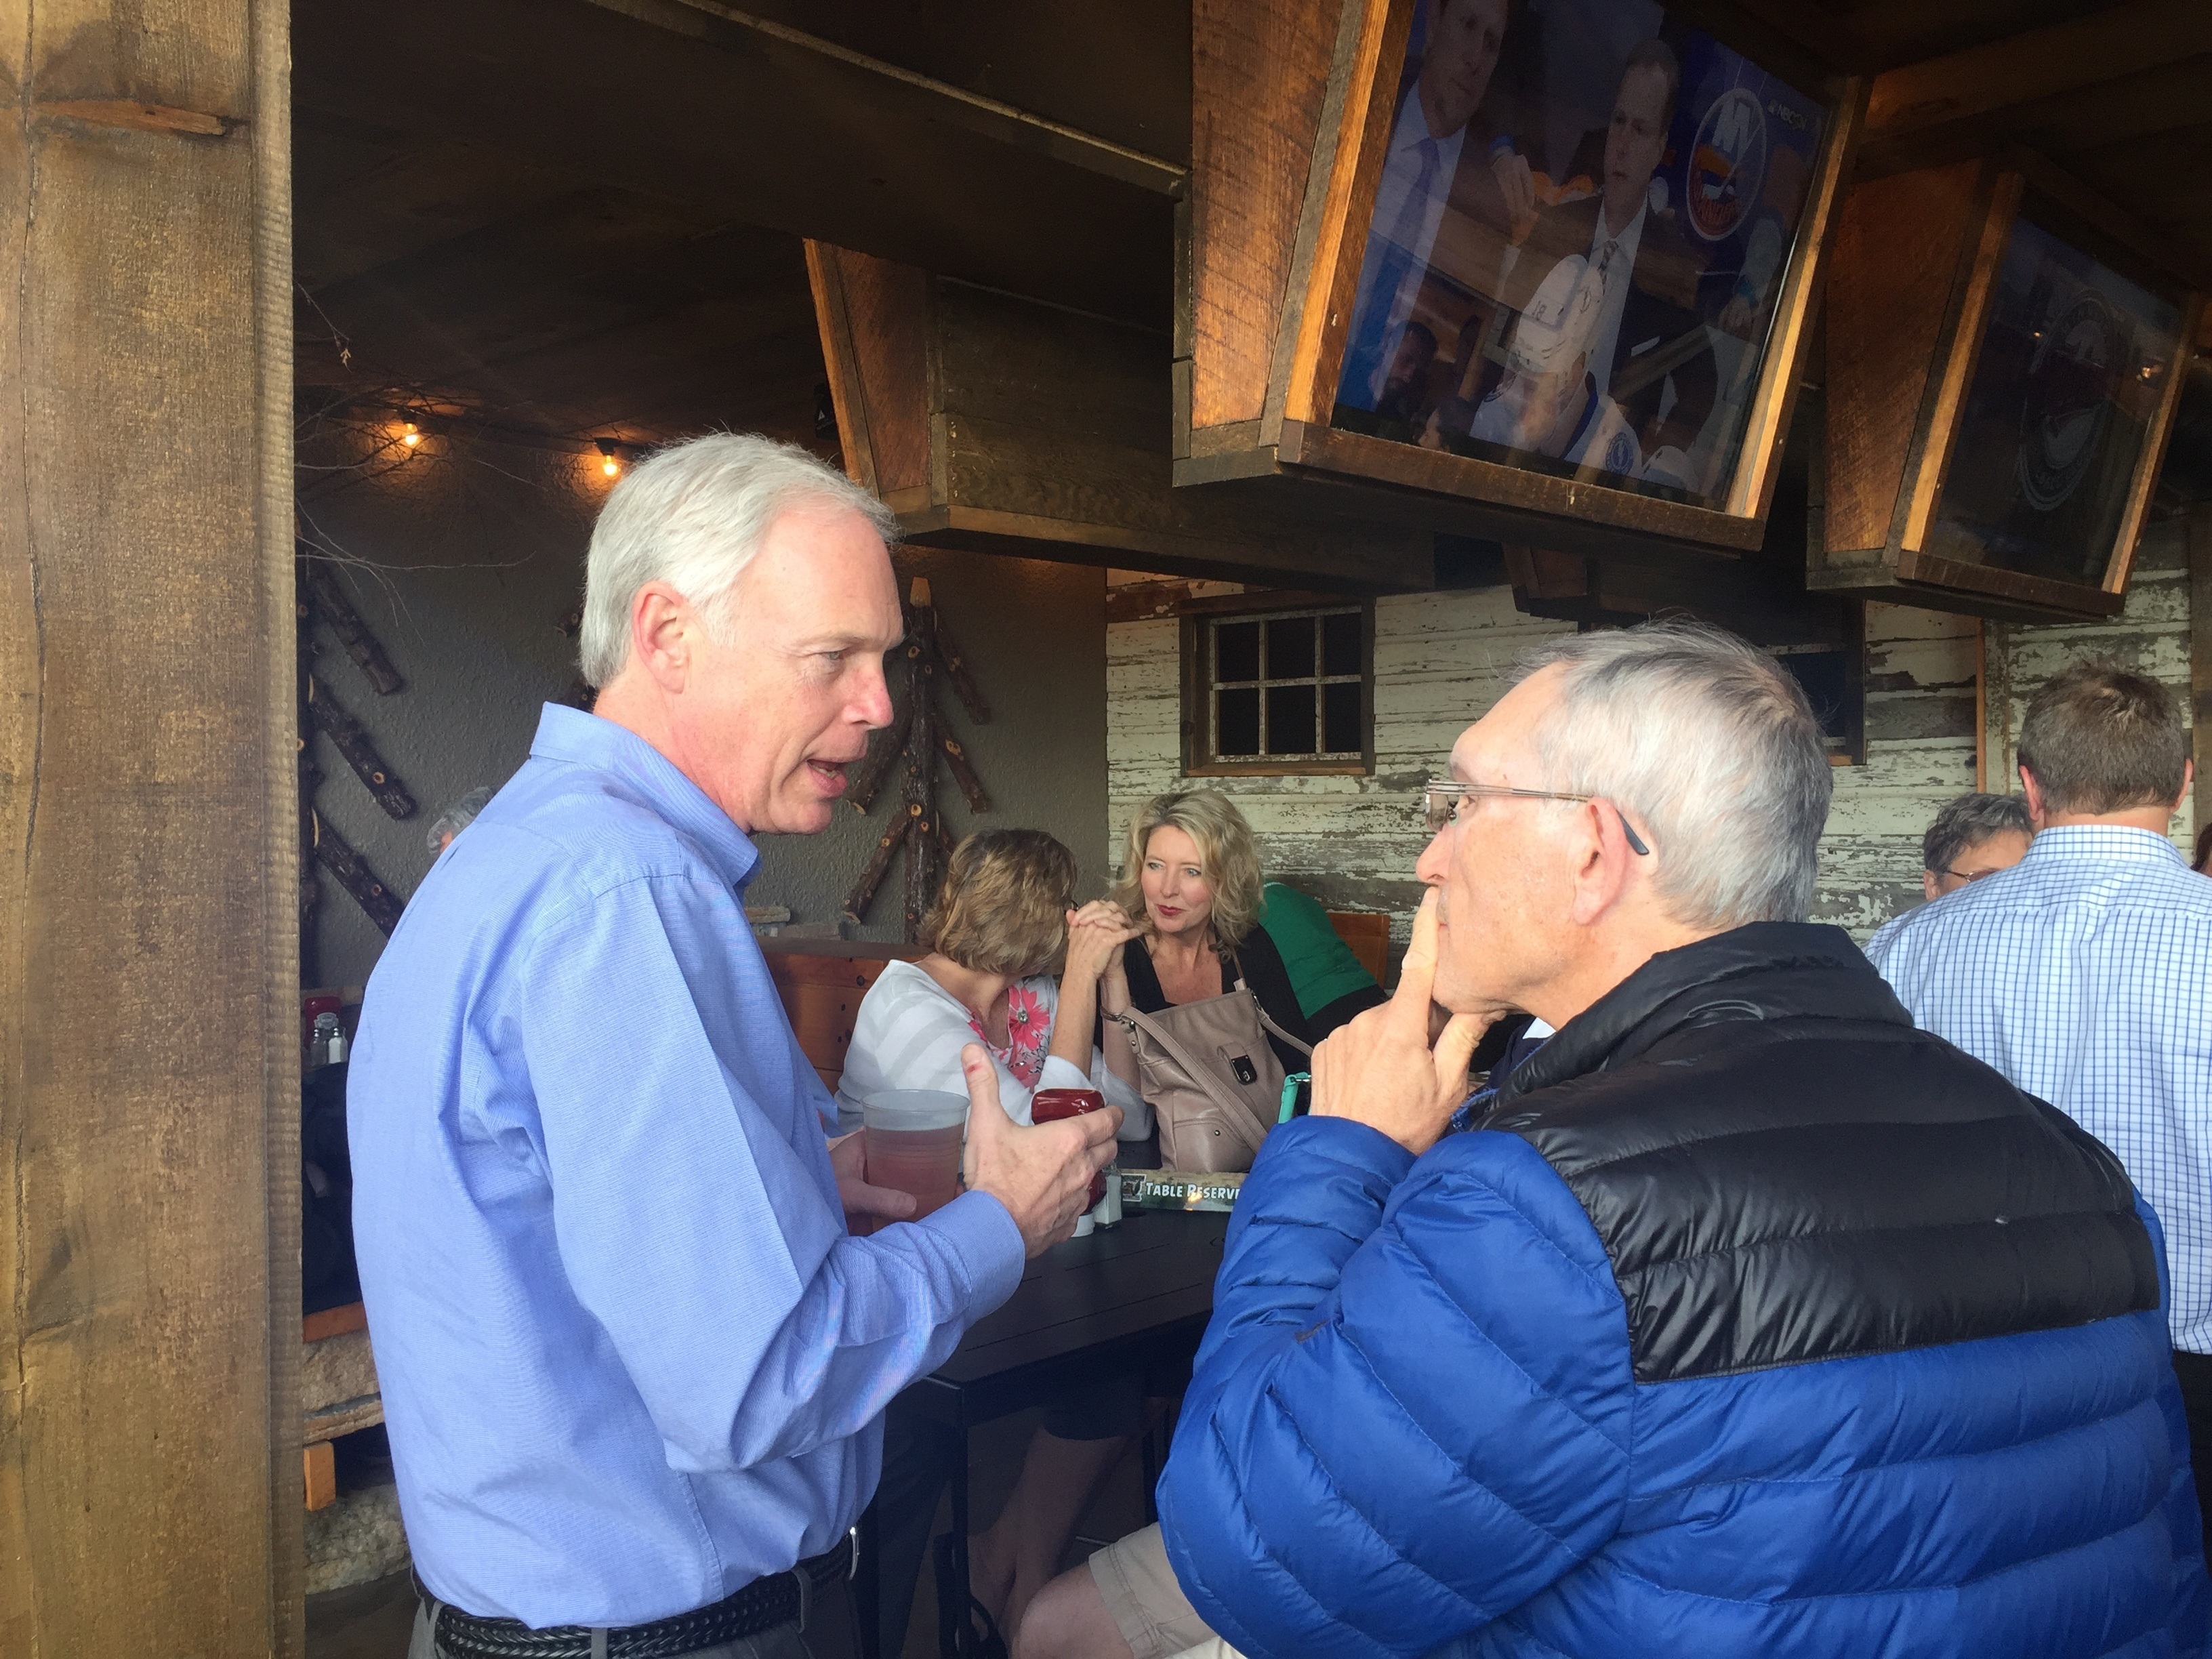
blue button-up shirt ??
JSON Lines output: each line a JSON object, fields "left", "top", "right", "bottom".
{"left": 1867, "top": 824, "right": 2212, "bottom": 1351}
{"left": 349, "top": 705, "right": 1025, "bottom": 1626}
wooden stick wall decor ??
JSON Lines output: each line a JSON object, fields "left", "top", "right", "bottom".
{"left": 842, "top": 579, "right": 991, "bottom": 939}
{"left": 296, "top": 542, "right": 417, "bottom": 947}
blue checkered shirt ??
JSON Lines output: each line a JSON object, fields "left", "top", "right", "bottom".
{"left": 1866, "top": 824, "right": 2212, "bottom": 1352}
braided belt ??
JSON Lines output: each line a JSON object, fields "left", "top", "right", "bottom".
{"left": 418, "top": 1533, "right": 853, "bottom": 1659}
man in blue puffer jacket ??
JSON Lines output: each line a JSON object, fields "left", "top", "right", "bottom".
{"left": 1155, "top": 623, "right": 2210, "bottom": 1659}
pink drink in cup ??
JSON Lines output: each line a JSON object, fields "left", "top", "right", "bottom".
{"left": 861, "top": 1090, "right": 969, "bottom": 1227}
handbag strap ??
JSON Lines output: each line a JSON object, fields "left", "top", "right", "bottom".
{"left": 1113, "top": 984, "right": 1313, "bottom": 1068}
{"left": 1219, "top": 949, "right": 1315, "bottom": 1060}
{"left": 1246, "top": 984, "right": 1314, "bottom": 1059}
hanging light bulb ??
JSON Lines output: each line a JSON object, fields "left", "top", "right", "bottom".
{"left": 596, "top": 438, "right": 622, "bottom": 478}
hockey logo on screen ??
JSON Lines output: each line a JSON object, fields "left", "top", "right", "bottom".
{"left": 2016, "top": 289, "right": 2123, "bottom": 514}
{"left": 1687, "top": 86, "right": 1767, "bottom": 245}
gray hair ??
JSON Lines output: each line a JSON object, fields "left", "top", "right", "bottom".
{"left": 577, "top": 432, "right": 899, "bottom": 689}
{"left": 1516, "top": 621, "right": 1832, "bottom": 930}
{"left": 1921, "top": 792, "right": 2030, "bottom": 877}
{"left": 426, "top": 785, "right": 495, "bottom": 854}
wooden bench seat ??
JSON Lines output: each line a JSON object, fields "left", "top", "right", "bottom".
{"left": 761, "top": 939, "right": 924, "bottom": 1094}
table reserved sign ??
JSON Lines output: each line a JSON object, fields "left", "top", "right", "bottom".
{"left": 1120, "top": 1170, "right": 1242, "bottom": 1212}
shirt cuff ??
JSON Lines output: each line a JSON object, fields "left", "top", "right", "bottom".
{"left": 916, "top": 1189, "right": 1027, "bottom": 1317}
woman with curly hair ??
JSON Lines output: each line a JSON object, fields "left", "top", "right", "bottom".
{"left": 840, "top": 829, "right": 1149, "bottom": 1655}
{"left": 836, "top": 828, "right": 1141, "bottom": 1130}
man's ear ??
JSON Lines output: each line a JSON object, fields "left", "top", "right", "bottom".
{"left": 2018, "top": 764, "right": 2047, "bottom": 827}
{"left": 629, "top": 581, "right": 695, "bottom": 692}
{"left": 1566, "top": 798, "right": 1637, "bottom": 927}
{"left": 1922, "top": 869, "right": 1942, "bottom": 903}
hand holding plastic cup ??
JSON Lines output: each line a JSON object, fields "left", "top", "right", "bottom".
{"left": 861, "top": 1090, "right": 970, "bottom": 1229}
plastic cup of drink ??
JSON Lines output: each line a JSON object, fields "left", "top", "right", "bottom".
{"left": 1031, "top": 1087, "right": 1108, "bottom": 1235}
{"left": 861, "top": 1090, "right": 969, "bottom": 1229}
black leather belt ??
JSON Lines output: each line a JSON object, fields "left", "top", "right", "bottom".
{"left": 416, "top": 1532, "right": 853, "bottom": 1659}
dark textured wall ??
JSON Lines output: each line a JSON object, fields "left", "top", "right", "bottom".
{"left": 301, "top": 447, "right": 1108, "bottom": 987}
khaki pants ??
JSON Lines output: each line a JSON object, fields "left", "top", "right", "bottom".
{"left": 1087, "top": 1523, "right": 1221, "bottom": 1659}
{"left": 409, "top": 1575, "right": 861, "bottom": 1659}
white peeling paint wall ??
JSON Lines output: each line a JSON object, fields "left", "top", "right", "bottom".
{"left": 1107, "top": 546, "right": 2190, "bottom": 973}
{"left": 1814, "top": 603, "right": 1980, "bottom": 938}
{"left": 1107, "top": 581, "right": 1572, "bottom": 973}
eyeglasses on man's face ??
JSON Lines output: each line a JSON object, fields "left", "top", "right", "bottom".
{"left": 1936, "top": 863, "right": 2010, "bottom": 884}
{"left": 1422, "top": 779, "right": 1653, "bottom": 857}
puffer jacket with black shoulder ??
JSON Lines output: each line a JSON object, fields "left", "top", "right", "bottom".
{"left": 1158, "top": 922, "right": 2210, "bottom": 1659}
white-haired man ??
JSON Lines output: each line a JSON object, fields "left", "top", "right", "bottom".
{"left": 1026, "top": 622, "right": 2205, "bottom": 1659}
{"left": 350, "top": 434, "right": 1118, "bottom": 1659}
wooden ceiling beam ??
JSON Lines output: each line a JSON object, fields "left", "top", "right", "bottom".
{"left": 681, "top": 0, "right": 1193, "bottom": 164}
{"left": 1864, "top": 0, "right": 2212, "bottom": 164}
{"left": 586, "top": 0, "right": 1185, "bottom": 197}
{"left": 293, "top": 0, "right": 1180, "bottom": 327}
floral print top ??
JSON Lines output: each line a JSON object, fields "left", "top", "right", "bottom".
{"left": 833, "top": 960, "right": 1144, "bottom": 1132}
{"left": 972, "top": 983, "right": 1051, "bottom": 1088}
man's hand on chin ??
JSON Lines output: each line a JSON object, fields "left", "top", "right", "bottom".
{"left": 1311, "top": 891, "right": 1494, "bottom": 1157}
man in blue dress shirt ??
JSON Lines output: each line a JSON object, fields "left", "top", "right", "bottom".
{"left": 350, "top": 433, "right": 1119, "bottom": 1659}
{"left": 1869, "top": 660, "right": 2212, "bottom": 1557}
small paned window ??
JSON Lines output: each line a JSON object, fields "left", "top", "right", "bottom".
{"left": 1768, "top": 637, "right": 1866, "bottom": 766}
{"left": 1182, "top": 601, "right": 1373, "bottom": 776}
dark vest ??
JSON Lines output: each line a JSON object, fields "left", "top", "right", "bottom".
{"left": 1487, "top": 922, "right": 2158, "bottom": 1384}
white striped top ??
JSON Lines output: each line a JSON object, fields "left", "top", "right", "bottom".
{"left": 834, "top": 960, "right": 1145, "bottom": 1136}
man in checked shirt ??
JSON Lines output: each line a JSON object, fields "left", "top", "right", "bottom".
{"left": 1868, "top": 661, "right": 2212, "bottom": 1554}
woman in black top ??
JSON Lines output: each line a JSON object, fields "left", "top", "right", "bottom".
{"left": 1098, "top": 788, "right": 1313, "bottom": 1097}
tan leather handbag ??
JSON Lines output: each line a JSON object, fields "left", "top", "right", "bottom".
{"left": 1109, "top": 979, "right": 1313, "bottom": 1173}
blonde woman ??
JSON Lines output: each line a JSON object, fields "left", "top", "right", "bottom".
{"left": 836, "top": 829, "right": 1142, "bottom": 1130}
{"left": 1102, "top": 790, "right": 1313, "bottom": 1104}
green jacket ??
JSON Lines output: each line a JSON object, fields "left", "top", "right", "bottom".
{"left": 1256, "top": 880, "right": 1378, "bottom": 1019}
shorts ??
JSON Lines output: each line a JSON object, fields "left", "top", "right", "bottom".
{"left": 1087, "top": 1523, "right": 1218, "bottom": 1659}
{"left": 1040, "top": 1367, "right": 1145, "bottom": 1441}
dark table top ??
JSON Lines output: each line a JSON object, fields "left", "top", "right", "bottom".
{"left": 897, "top": 1208, "right": 1229, "bottom": 1429}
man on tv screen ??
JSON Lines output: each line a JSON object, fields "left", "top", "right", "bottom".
{"left": 1338, "top": 0, "right": 1533, "bottom": 413}
{"left": 1438, "top": 39, "right": 1717, "bottom": 466}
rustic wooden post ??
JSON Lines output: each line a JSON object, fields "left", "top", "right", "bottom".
{"left": 0, "top": 4, "right": 302, "bottom": 1656}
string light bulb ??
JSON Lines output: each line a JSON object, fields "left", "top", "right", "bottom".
{"left": 596, "top": 438, "right": 622, "bottom": 478}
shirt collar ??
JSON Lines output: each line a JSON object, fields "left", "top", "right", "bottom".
{"left": 2020, "top": 822, "right": 2188, "bottom": 867}
{"left": 1593, "top": 193, "right": 1647, "bottom": 261}
{"left": 1393, "top": 84, "right": 1467, "bottom": 153}
{"left": 527, "top": 703, "right": 762, "bottom": 888}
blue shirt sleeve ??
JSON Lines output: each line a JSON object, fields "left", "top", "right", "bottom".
{"left": 510, "top": 872, "right": 1025, "bottom": 1474}
{"left": 1158, "top": 1117, "right": 1635, "bottom": 1659}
